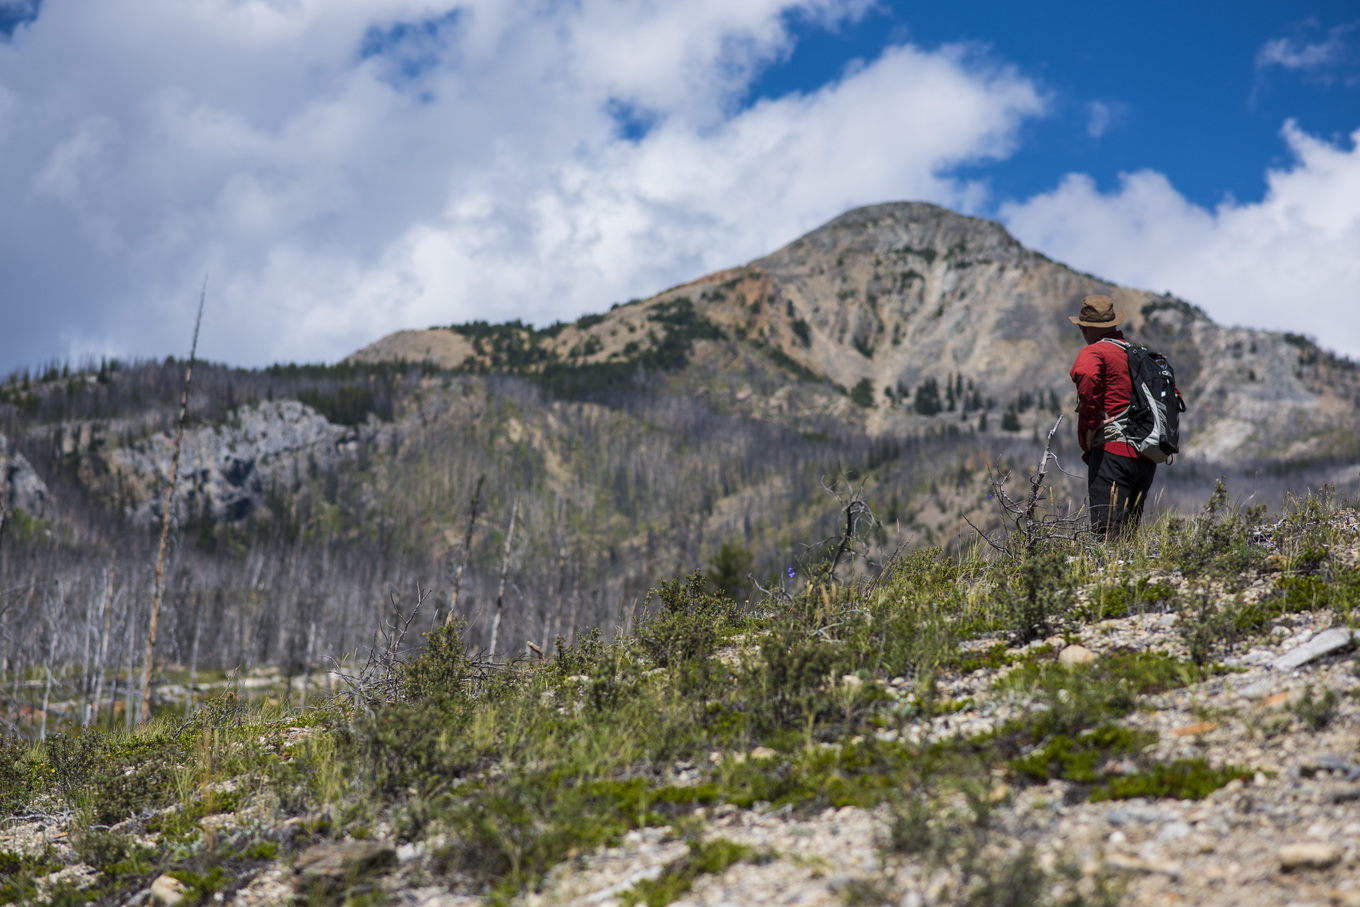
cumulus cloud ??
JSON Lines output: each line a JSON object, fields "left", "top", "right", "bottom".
{"left": 1001, "top": 121, "right": 1360, "bottom": 359}
{"left": 0, "top": 0, "right": 1044, "bottom": 371}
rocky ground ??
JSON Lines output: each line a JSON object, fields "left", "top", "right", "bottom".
{"left": 5, "top": 598, "right": 1359, "bottom": 907}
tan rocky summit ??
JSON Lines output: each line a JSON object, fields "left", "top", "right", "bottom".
{"left": 353, "top": 201, "right": 1359, "bottom": 463}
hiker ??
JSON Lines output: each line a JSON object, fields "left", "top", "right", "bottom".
{"left": 1068, "top": 295, "right": 1156, "bottom": 538}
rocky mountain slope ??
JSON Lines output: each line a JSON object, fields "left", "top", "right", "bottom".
{"left": 351, "top": 202, "right": 1360, "bottom": 463}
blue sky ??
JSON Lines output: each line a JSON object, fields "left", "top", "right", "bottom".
{"left": 0, "top": 0, "right": 1356, "bottom": 374}
{"left": 750, "top": 2, "right": 1360, "bottom": 210}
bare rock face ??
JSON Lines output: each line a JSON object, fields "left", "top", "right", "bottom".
{"left": 101, "top": 400, "right": 362, "bottom": 525}
{"left": 740, "top": 202, "right": 1360, "bottom": 462}
{"left": 0, "top": 431, "right": 51, "bottom": 519}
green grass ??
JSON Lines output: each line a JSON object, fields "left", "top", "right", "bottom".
{"left": 0, "top": 487, "right": 1354, "bottom": 905}
{"left": 1091, "top": 760, "right": 1251, "bottom": 801}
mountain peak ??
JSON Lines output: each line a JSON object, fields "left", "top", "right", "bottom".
{"left": 345, "top": 201, "right": 1360, "bottom": 462}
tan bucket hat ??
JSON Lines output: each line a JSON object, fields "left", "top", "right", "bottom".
{"left": 1069, "top": 294, "right": 1124, "bottom": 328}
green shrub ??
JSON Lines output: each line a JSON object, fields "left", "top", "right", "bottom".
{"left": 1091, "top": 759, "right": 1249, "bottom": 801}
{"left": 744, "top": 616, "right": 842, "bottom": 734}
{"left": 1006, "top": 549, "right": 1074, "bottom": 644}
{"left": 887, "top": 792, "right": 932, "bottom": 855}
{"left": 43, "top": 730, "right": 103, "bottom": 802}
{"left": 1291, "top": 685, "right": 1339, "bottom": 731}
{"left": 1161, "top": 480, "right": 1267, "bottom": 584}
{"left": 1177, "top": 589, "right": 1238, "bottom": 667}
{"left": 1011, "top": 725, "right": 1156, "bottom": 784}
{"left": 637, "top": 572, "right": 742, "bottom": 669}
{"left": 0, "top": 735, "right": 36, "bottom": 816}
{"left": 707, "top": 543, "right": 755, "bottom": 603}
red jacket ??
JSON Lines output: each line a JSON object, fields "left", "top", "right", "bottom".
{"left": 1069, "top": 331, "right": 1143, "bottom": 462}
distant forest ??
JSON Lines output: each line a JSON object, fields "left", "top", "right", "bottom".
{"left": 0, "top": 349, "right": 1350, "bottom": 731}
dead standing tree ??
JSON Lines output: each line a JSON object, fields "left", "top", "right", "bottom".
{"left": 445, "top": 475, "right": 485, "bottom": 626}
{"left": 748, "top": 470, "right": 881, "bottom": 608}
{"left": 964, "top": 415, "right": 1090, "bottom": 558}
{"left": 140, "top": 283, "right": 206, "bottom": 726}
{"left": 487, "top": 497, "right": 519, "bottom": 657}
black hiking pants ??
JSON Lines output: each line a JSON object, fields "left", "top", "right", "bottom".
{"left": 1087, "top": 449, "right": 1156, "bottom": 539}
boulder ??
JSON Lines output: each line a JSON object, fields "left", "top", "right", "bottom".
{"left": 150, "top": 874, "right": 188, "bottom": 906}
{"left": 1058, "top": 644, "right": 1096, "bottom": 668}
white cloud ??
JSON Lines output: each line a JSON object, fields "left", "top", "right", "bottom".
{"left": 1256, "top": 22, "right": 1354, "bottom": 71}
{"left": 1085, "top": 100, "right": 1128, "bottom": 139}
{"left": 1001, "top": 121, "right": 1360, "bottom": 359}
{"left": 0, "top": 0, "right": 1044, "bottom": 370}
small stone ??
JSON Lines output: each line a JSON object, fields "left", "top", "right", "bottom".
{"left": 1059, "top": 645, "right": 1096, "bottom": 668}
{"left": 1329, "top": 890, "right": 1360, "bottom": 907}
{"left": 1326, "top": 784, "right": 1360, "bottom": 804}
{"left": 294, "top": 841, "right": 396, "bottom": 896}
{"left": 1105, "top": 854, "right": 1182, "bottom": 878}
{"left": 750, "top": 746, "right": 777, "bottom": 761}
{"left": 151, "top": 875, "right": 188, "bottom": 906}
{"left": 1279, "top": 842, "right": 1343, "bottom": 872}
{"left": 1157, "top": 821, "right": 1191, "bottom": 842}
{"left": 840, "top": 674, "right": 863, "bottom": 690}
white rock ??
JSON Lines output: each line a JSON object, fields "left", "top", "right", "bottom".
{"left": 1278, "top": 842, "right": 1343, "bottom": 871}
{"left": 1156, "top": 821, "right": 1191, "bottom": 842}
{"left": 1271, "top": 628, "right": 1358, "bottom": 671}
{"left": 1059, "top": 645, "right": 1096, "bottom": 668}
{"left": 151, "top": 875, "right": 188, "bottom": 906}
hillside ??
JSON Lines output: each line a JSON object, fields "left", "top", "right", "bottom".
{"left": 0, "top": 201, "right": 1357, "bottom": 696}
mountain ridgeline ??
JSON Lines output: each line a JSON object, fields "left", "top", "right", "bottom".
{"left": 1, "top": 202, "right": 1357, "bottom": 682}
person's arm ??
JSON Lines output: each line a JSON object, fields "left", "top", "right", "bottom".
{"left": 1070, "top": 348, "right": 1105, "bottom": 462}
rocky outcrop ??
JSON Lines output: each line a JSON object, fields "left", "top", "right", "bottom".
{"left": 103, "top": 400, "right": 362, "bottom": 525}
{"left": 0, "top": 431, "right": 50, "bottom": 518}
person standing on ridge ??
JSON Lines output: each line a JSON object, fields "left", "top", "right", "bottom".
{"left": 1068, "top": 295, "right": 1157, "bottom": 538}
